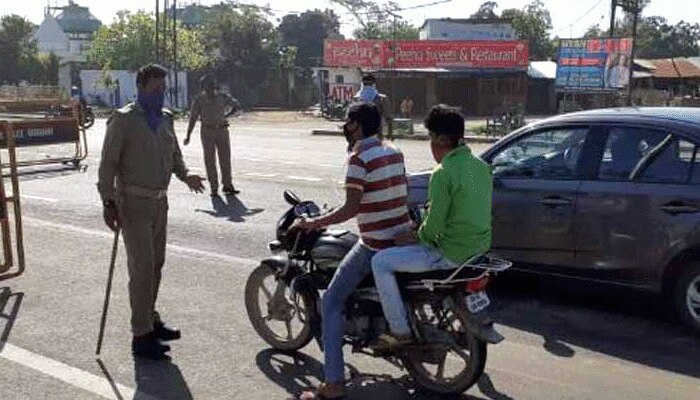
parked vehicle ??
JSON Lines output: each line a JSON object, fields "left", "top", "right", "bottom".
{"left": 80, "top": 104, "right": 95, "bottom": 129}
{"left": 321, "top": 98, "right": 349, "bottom": 120}
{"left": 475, "top": 107, "right": 700, "bottom": 332}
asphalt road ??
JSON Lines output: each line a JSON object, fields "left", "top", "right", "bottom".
{"left": 0, "top": 114, "right": 698, "bottom": 400}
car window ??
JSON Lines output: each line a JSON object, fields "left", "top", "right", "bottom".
{"left": 597, "top": 127, "right": 669, "bottom": 181}
{"left": 635, "top": 137, "right": 695, "bottom": 184}
{"left": 491, "top": 128, "right": 588, "bottom": 180}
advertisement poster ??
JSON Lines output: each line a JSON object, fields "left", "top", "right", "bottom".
{"left": 329, "top": 84, "right": 358, "bottom": 102}
{"left": 556, "top": 38, "right": 633, "bottom": 91}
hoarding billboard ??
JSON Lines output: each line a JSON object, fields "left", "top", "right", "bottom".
{"left": 555, "top": 38, "right": 633, "bottom": 91}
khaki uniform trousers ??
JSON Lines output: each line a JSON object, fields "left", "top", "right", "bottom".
{"left": 119, "top": 193, "right": 168, "bottom": 336}
{"left": 201, "top": 127, "right": 233, "bottom": 191}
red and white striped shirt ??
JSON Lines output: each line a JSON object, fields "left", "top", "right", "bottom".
{"left": 346, "top": 136, "right": 412, "bottom": 250}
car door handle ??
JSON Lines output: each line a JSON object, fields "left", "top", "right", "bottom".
{"left": 539, "top": 197, "right": 573, "bottom": 207}
{"left": 660, "top": 203, "right": 699, "bottom": 214}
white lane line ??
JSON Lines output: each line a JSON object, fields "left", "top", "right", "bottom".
{"left": 21, "top": 195, "right": 59, "bottom": 203}
{"left": 287, "top": 176, "right": 324, "bottom": 182}
{"left": 22, "top": 217, "right": 258, "bottom": 266}
{"left": 0, "top": 342, "right": 150, "bottom": 400}
{"left": 315, "top": 164, "right": 334, "bottom": 168}
{"left": 244, "top": 172, "right": 278, "bottom": 178}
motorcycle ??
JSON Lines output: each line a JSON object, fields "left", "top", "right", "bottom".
{"left": 321, "top": 98, "right": 348, "bottom": 121}
{"left": 245, "top": 175, "right": 512, "bottom": 395}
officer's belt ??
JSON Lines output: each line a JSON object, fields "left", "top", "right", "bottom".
{"left": 118, "top": 183, "right": 167, "bottom": 200}
{"left": 202, "top": 122, "right": 229, "bottom": 129}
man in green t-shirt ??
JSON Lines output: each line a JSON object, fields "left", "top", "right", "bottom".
{"left": 371, "top": 104, "right": 493, "bottom": 350}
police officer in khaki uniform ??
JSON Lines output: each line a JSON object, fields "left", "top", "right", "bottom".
{"left": 98, "top": 64, "right": 205, "bottom": 360}
{"left": 185, "top": 75, "right": 241, "bottom": 196}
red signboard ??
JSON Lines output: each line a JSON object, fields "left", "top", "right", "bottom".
{"left": 324, "top": 40, "right": 529, "bottom": 69}
{"left": 324, "top": 40, "right": 385, "bottom": 69}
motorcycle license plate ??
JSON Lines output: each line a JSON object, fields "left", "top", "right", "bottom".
{"left": 466, "top": 292, "right": 491, "bottom": 313}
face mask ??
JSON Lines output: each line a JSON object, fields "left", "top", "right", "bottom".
{"left": 138, "top": 92, "right": 165, "bottom": 113}
{"left": 138, "top": 92, "right": 165, "bottom": 131}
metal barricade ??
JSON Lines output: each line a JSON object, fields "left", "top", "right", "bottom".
{"left": 0, "top": 121, "right": 24, "bottom": 280}
{"left": 0, "top": 100, "right": 88, "bottom": 168}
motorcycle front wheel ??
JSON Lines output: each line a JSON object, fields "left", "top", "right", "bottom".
{"left": 403, "top": 297, "right": 487, "bottom": 394}
{"left": 244, "top": 263, "right": 314, "bottom": 351}
{"left": 81, "top": 111, "right": 95, "bottom": 129}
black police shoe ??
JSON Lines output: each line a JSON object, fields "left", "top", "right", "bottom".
{"left": 223, "top": 186, "right": 240, "bottom": 195}
{"left": 132, "top": 332, "right": 170, "bottom": 360}
{"left": 154, "top": 319, "right": 181, "bottom": 342}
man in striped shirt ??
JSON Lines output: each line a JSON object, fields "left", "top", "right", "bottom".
{"left": 293, "top": 102, "right": 411, "bottom": 400}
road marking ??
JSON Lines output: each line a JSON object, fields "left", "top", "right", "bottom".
{"left": 315, "top": 163, "right": 334, "bottom": 168}
{"left": 22, "top": 217, "right": 258, "bottom": 266}
{"left": 21, "top": 195, "right": 59, "bottom": 203}
{"left": 287, "top": 176, "right": 324, "bottom": 182}
{"left": 244, "top": 172, "right": 278, "bottom": 178}
{"left": 0, "top": 342, "right": 151, "bottom": 400}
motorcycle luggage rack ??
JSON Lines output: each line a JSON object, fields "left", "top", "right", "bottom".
{"left": 408, "top": 254, "right": 512, "bottom": 292}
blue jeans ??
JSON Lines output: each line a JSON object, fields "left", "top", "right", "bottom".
{"left": 371, "top": 245, "right": 456, "bottom": 335}
{"left": 322, "top": 242, "right": 375, "bottom": 383}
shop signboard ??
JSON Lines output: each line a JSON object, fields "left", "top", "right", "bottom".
{"left": 556, "top": 38, "right": 633, "bottom": 91}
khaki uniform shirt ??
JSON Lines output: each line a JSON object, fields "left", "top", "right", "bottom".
{"left": 97, "top": 103, "right": 188, "bottom": 203}
{"left": 190, "top": 92, "right": 240, "bottom": 129}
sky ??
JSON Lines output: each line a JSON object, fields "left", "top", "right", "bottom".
{"left": 4, "top": 0, "right": 699, "bottom": 39}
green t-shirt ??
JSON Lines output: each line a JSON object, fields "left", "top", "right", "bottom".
{"left": 417, "top": 146, "right": 493, "bottom": 264}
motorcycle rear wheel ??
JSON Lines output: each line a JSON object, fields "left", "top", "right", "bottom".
{"left": 244, "top": 263, "right": 314, "bottom": 351}
{"left": 403, "top": 299, "right": 487, "bottom": 394}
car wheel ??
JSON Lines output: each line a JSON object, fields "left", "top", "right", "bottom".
{"left": 674, "top": 263, "right": 700, "bottom": 333}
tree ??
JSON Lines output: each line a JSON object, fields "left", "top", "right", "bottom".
{"left": 585, "top": 16, "right": 700, "bottom": 58}
{"left": 329, "top": 0, "right": 419, "bottom": 40}
{"left": 354, "top": 20, "right": 420, "bottom": 40}
{"left": 501, "top": 1, "right": 556, "bottom": 60}
{"left": 203, "top": 4, "right": 277, "bottom": 70}
{"left": 471, "top": 2, "right": 499, "bottom": 20}
{"left": 87, "top": 10, "right": 211, "bottom": 71}
{"left": 278, "top": 9, "right": 341, "bottom": 67}
{"left": 0, "top": 15, "right": 39, "bottom": 84}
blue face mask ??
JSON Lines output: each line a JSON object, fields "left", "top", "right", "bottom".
{"left": 137, "top": 92, "right": 165, "bottom": 132}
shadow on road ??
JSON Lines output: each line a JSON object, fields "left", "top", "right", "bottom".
{"left": 95, "top": 357, "right": 193, "bottom": 400}
{"left": 9, "top": 163, "right": 88, "bottom": 182}
{"left": 491, "top": 273, "right": 700, "bottom": 379}
{"left": 255, "top": 349, "right": 493, "bottom": 400}
{"left": 196, "top": 194, "right": 264, "bottom": 223}
{"left": 0, "top": 287, "right": 23, "bottom": 353}
{"left": 133, "top": 357, "right": 193, "bottom": 400}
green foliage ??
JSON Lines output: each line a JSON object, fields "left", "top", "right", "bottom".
{"left": 278, "top": 9, "right": 341, "bottom": 67}
{"left": 0, "top": 15, "right": 60, "bottom": 85}
{"left": 501, "top": 1, "right": 556, "bottom": 60}
{"left": 471, "top": 2, "right": 499, "bottom": 20}
{"left": 87, "top": 10, "right": 211, "bottom": 71}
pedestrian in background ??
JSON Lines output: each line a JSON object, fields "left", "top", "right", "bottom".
{"left": 185, "top": 75, "right": 242, "bottom": 197}
{"left": 354, "top": 73, "right": 394, "bottom": 140}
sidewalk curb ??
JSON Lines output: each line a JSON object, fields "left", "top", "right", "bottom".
{"left": 311, "top": 130, "right": 501, "bottom": 144}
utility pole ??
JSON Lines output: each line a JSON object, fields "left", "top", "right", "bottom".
{"left": 610, "top": 0, "right": 617, "bottom": 37}
{"left": 172, "top": 0, "right": 178, "bottom": 108}
{"left": 618, "top": 0, "right": 642, "bottom": 106}
{"left": 155, "top": 0, "right": 160, "bottom": 63}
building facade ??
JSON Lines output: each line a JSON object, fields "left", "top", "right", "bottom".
{"left": 420, "top": 18, "right": 517, "bottom": 41}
